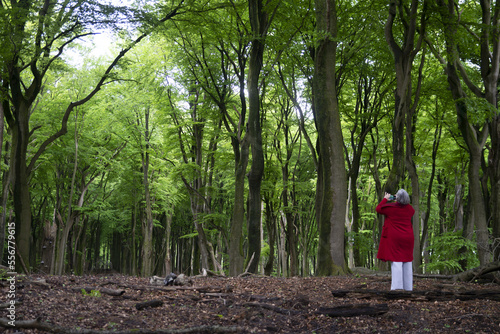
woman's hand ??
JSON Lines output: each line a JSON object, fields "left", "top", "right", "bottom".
{"left": 384, "top": 192, "right": 392, "bottom": 200}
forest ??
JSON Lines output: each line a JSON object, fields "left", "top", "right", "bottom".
{"left": 1, "top": 0, "right": 500, "bottom": 281}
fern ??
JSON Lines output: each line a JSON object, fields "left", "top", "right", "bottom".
{"left": 425, "top": 231, "right": 479, "bottom": 274}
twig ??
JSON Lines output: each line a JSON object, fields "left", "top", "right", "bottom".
{"left": 237, "top": 252, "right": 255, "bottom": 277}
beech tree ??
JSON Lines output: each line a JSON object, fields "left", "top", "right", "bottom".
{"left": 313, "top": 0, "right": 348, "bottom": 275}
{"left": 430, "top": 0, "right": 498, "bottom": 265}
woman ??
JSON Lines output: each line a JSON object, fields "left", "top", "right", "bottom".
{"left": 376, "top": 189, "right": 415, "bottom": 291}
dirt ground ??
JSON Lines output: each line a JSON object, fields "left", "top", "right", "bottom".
{"left": 1, "top": 272, "right": 499, "bottom": 333}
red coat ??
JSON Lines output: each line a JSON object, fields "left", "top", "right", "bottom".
{"left": 376, "top": 198, "right": 415, "bottom": 262}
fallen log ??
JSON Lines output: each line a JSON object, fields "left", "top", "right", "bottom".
{"left": 135, "top": 299, "right": 164, "bottom": 310}
{"left": 0, "top": 300, "right": 20, "bottom": 309}
{"left": 413, "top": 274, "right": 454, "bottom": 280}
{"left": 317, "top": 303, "right": 389, "bottom": 317}
{"left": 0, "top": 317, "right": 246, "bottom": 333}
{"left": 331, "top": 288, "right": 500, "bottom": 301}
{"left": 100, "top": 288, "right": 126, "bottom": 296}
{"left": 453, "top": 261, "right": 500, "bottom": 282}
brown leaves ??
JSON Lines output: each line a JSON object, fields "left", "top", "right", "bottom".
{"left": 2, "top": 274, "right": 499, "bottom": 333}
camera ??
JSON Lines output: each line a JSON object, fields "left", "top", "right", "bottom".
{"left": 389, "top": 195, "right": 396, "bottom": 201}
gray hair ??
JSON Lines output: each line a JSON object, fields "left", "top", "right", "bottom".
{"left": 396, "top": 189, "right": 411, "bottom": 205}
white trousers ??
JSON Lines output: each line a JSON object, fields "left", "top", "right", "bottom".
{"left": 391, "top": 261, "right": 413, "bottom": 291}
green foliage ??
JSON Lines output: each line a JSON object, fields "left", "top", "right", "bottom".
{"left": 356, "top": 230, "right": 375, "bottom": 255}
{"left": 457, "top": 97, "right": 497, "bottom": 126}
{"left": 425, "top": 231, "right": 479, "bottom": 274}
{"left": 81, "top": 289, "right": 101, "bottom": 297}
{"left": 261, "top": 242, "right": 270, "bottom": 259}
{"left": 179, "top": 232, "right": 198, "bottom": 239}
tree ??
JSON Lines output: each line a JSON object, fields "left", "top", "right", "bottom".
{"left": 430, "top": 0, "right": 497, "bottom": 265}
{"left": 245, "top": 0, "right": 272, "bottom": 274}
{"left": 313, "top": 0, "right": 348, "bottom": 275}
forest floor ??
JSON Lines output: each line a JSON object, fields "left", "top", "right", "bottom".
{"left": 1, "top": 271, "right": 500, "bottom": 334}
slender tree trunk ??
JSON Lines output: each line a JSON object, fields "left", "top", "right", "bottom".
{"left": 141, "top": 108, "right": 154, "bottom": 277}
{"left": 314, "top": 0, "right": 348, "bottom": 276}
{"left": 282, "top": 161, "right": 298, "bottom": 276}
{"left": 263, "top": 196, "right": 276, "bottom": 276}
{"left": 40, "top": 217, "right": 56, "bottom": 274}
{"left": 192, "top": 201, "right": 211, "bottom": 271}
{"left": 228, "top": 98, "right": 248, "bottom": 275}
{"left": 245, "top": 0, "right": 268, "bottom": 274}
{"left": 74, "top": 217, "right": 87, "bottom": 275}
{"left": 54, "top": 215, "right": 73, "bottom": 275}
{"left": 229, "top": 142, "right": 248, "bottom": 276}
{"left": 421, "top": 111, "right": 443, "bottom": 259}
{"left": 0, "top": 103, "right": 10, "bottom": 263}
{"left": 163, "top": 210, "right": 173, "bottom": 275}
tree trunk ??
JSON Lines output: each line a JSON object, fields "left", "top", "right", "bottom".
{"left": 40, "top": 219, "right": 56, "bottom": 274}
{"left": 163, "top": 210, "right": 173, "bottom": 276}
{"left": 54, "top": 216, "right": 72, "bottom": 275}
{"left": 314, "top": 0, "right": 348, "bottom": 276}
{"left": 421, "top": 105, "right": 443, "bottom": 263}
{"left": 263, "top": 195, "right": 276, "bottom": 276}
{"left": 54, "top": 187, "right": 90, "bottom": 275}
{"left": 0, "top": 103, "right": 9, "bottom": 263}
{"left": 245, "top": 0, "right": 268, "bottom": 274}
{"left": 491, "top": 115, "right": 500, "bottom": 260}
{"left": 229, "top": 138, "right": 248, "bottom": 276}
{"left": 279, "top": 213, "right": 287, "bottom": 276}
{"left": 11, "top": 102, "right": 32, "bottom": 272}
{"left": 141, "top": 108, "right": 154, "bottom": 277}
{"left": 282, "top": 161, "right": 298, "bottom": 276}
{"left": 74, "top": 217, "right": 87, "bottom": 275}
{"left": 466, "top": 135, "right": 490, "bottom": 265}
